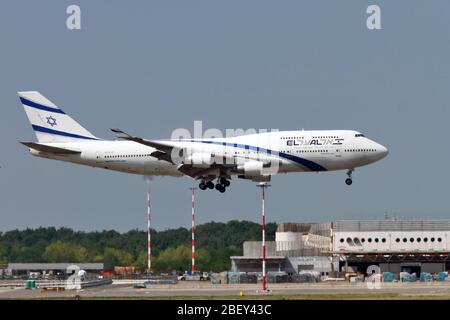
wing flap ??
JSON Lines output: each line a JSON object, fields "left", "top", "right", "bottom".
{"left": 177, "top": 164, "right": 219, "bottom": 179}
{"left": 150, "top": 150, "right": 174, "bottom": 164}
{"left": 111, "top": 128, "right": 176, "bottom": 163}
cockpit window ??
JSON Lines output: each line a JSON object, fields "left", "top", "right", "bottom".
{"left": 355, "top": 133, "right": 365, "bottom": 137}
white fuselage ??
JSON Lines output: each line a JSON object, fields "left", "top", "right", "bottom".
{"left": 28, "top": 130, "right": 388, "bottom": 178}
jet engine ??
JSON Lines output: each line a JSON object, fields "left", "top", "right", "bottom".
{"left": 238, "top": 161, "right": 264, "bottom": 176}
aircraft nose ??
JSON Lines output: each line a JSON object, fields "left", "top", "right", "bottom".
{"left": 378, "top": 144, "right": 389, "bottom": 159}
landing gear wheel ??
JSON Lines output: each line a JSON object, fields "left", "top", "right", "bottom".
{"left": 345, "top": 169, "right": 354, "bottom": 186}
{"left": 215, "top": 183, "right": 226, "bottom": 193}
{"left": 199, "top": 182, "right": 207, "bottom": 190}
{"left": 220, "top": 178, "right": 231, "bottom": 187}
{"left": 206, "top": 181, "right": 214, "bottom": 189}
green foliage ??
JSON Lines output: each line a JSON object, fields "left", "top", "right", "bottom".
{"left": 42, "top": 241, "right": 88, "bottom": 263}
{"left": 0, "top": 245, "right": 7, "bottom": 265}
{"left": 0, "top": 220, "right": 276, "bottom": 272}
{"left": 152, "top": 245, "right": 191, "bottom": 272}
{"left": 102, "top": 247, "right": 134, "bottom": 270}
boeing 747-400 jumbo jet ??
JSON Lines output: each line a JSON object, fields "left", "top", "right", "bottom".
{"left": 18, "top": 91, "right": 388, "bottom": 193}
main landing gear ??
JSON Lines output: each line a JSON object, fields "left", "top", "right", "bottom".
{"left": 345, "top": 169, "right": 354, "bottom": 186}
{"left": 199, "top": 177, "right": 230, "bottom": 193}
{"left": 199, "top": 180, "right": 214, "bottom": 190}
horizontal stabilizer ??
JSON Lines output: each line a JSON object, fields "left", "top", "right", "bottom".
{"left": 20, "top": 142, "right": 81, "bottom": 154}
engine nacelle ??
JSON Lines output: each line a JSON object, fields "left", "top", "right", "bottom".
{"left": 185, "top": 153, "right": 213, "bottom": 168}
{"left": 238, "top": 161, "right": 264, "bottom": 176}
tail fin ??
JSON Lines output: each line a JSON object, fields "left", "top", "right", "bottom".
{"left": 18, "top": 91, "right": 99, "bottom": 143}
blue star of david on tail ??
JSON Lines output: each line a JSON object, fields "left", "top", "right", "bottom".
{"left": 46, "top": 116, "right": 57, "bottom": 127}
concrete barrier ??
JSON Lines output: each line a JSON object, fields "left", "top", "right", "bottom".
{"left": 0, "top": 278, "right": 112, "bottom": 289}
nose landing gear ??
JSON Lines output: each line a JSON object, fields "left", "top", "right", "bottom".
{"left": 345, "top": 169, "right": 354, "bottom": 186}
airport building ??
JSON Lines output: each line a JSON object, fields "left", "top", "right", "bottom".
{"left": 231, "top": 222, "right": 337, "bottom": 276}
{"left": 2, "top": 263, "right": 104, "bottom": 279}
{"left": 231, "top": 220, "right": 450, "bottom": 275}
{"left": 333, "top": 220, "right": 450, "bottom": 274}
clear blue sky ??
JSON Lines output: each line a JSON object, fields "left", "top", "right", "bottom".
{"left": 1, "top": 1, "right": 450, "bottom": 232}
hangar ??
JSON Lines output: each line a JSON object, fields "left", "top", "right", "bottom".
{"left": 333, "top": 220, "right": 450, "bottom": 274}
{"left": 231, "top": 220, "right": 450, "bottom": 275}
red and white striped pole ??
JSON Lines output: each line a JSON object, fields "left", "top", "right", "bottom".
{"left": 330, "top": 221, "right": 334, "bottom": 272}
{"left": 190, "top": 186, "right": 197, "bottom": 274}
{"left": 257, "top": 182, "right": 271, "bottom": 292}
{"left": 146, "top": 177, "right": 152, "bottom": 272}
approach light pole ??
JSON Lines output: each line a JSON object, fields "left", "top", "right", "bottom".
{"left": 190, "top": 186, "right": 197, "bottom": 274}
{"left": 257, "top": 182, "right": 271, "bottom": 292}
{"left": 145, "top": 176, "right": 153, "bottom": 273}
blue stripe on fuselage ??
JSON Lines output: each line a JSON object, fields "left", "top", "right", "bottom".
{"left": 20, "top": 97, "right": 66, "bottom": 114}
{"left": 188, "top": 140, "right": 327, "bottom": 171}
{"left": 32, "top": 125, "right": 99, "bottom": 140}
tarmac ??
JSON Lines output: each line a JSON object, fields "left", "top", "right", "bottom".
{"left": 1, "top": 281, "right": 450, "bottom": 299}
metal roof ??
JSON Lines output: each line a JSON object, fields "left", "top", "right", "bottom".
{"left": 333, "top": 220, "right": 450, "bottom": 232}
{"left": 7, "top": 263, "right": 104, "bottom": 270}
{"left": 277, "top": 223, "right": 312, "bottom": 233}
{"left": 230, "top": 256, "right": 286, "bottom": 260}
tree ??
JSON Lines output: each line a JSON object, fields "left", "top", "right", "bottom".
{"left": 102, "top": 247, "right": 134, "bottom": 270}
{"left": 153, "top": 245, "right": 191, "bottom": 273}
{"left": 0, "top": 245, "right": 7, "bottom": 265}
{"left": 43, "top": 241, "right": 75, "bottom": 262}
{"left": 43, "top": 241, "right": 89, "bottom": 263}
{"left": 0, "top": 220, "right": 277, "bottom": 272}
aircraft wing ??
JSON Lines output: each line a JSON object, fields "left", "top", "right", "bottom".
{"left": 111, "top": 129, "right": 175, "bottom": 163}
{"left": 176, "top": 164, "right": 216, "bottom": 179}
{"left": 110, "top": 129, "right": 272, "bottom": 180}
{"left": 176, "top": 163, "right": 237, "bottom": 179}
{"left": 20, "top": 142, "right": 81, "bottom": 155}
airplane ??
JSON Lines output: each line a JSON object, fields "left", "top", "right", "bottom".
{"left": 17, "top": 91, "right": 388, "bottom": 193}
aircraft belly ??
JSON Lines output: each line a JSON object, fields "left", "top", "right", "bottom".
{"left": 278, "top": 160, "right": 307, "bottom": 173}
{"left": 101, "top": 161, "right": 143, "bottom": 174}
{"left": 144, "top": 160, "right": 182, "bottom": 176}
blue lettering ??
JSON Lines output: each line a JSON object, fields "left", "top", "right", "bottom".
{"left": 332, "top": 138, "right": 344, "bottom": 145}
